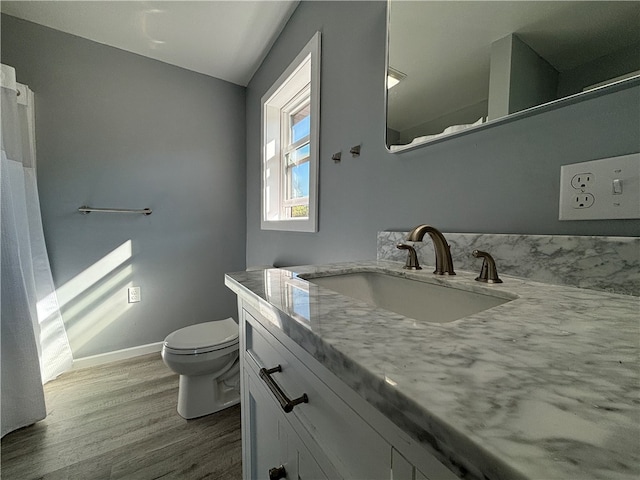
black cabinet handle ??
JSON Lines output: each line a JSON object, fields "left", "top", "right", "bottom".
{"left": 269, "top": 464, "right": 287, "bottom": 480}
{"left": 259, "top": 365, "right": 308, "bottom": 413}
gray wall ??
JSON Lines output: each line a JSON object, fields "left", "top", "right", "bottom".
{"left": 558, "top": 42, "right": 640, "bottom": 98}
{"left": 245, "top": 1, "right": 640, "bottom": 268}
{"left": 488, "top": 34, "right": 558, "bottom": 120}
{"left": 1, "top": 15, "right": 247, "bottom": 358}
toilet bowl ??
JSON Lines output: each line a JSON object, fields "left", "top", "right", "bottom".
{"left": 161, "top": 318, "right": 240, "bottom": 419}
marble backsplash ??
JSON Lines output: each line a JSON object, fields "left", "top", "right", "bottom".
{"left": 378, "top": 232, "right": 640, "bottom": 296}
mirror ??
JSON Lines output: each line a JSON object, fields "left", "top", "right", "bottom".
{"left": 386, "top": 1, "right": 640, "bottom": 152}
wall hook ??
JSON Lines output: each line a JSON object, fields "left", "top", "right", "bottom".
{"left": 350, "top": 144, "right": 361, "bottom": 157}
{"left": 331, "top": 151, "right": 342, "bottom": 163}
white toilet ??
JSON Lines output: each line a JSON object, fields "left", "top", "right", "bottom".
{"left": 161, "top": 317, "right": 240, "bottom": 419}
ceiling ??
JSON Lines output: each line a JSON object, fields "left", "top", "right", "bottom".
{"left": 0, "top": 1, "right": 300, "bottom": 86}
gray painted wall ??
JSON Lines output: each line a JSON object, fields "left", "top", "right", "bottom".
{"left": 558, "top": 42, "right": 640, "bottom": 98}
{"left": 488, "top": 34, "right": 558, "bottom": 120}
{"left": 2, "top": 15, "right": 247, "bottom": 358}
{"left": 245, "top": 1, "right": 640, "bottom": 268}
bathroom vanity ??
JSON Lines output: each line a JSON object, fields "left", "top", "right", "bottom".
{"left": 237, "top": 288, "right": 458, "bottom": 480}
{"left": 225, "top": 259, "right": 639, "bottom": 479}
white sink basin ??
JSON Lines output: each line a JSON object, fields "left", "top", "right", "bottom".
{"left": 304, "top": 272, "right": 512, "bottom": 323}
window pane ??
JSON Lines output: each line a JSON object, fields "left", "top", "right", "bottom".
{"left": 289, "top": 161, "right": 309, "bottom": 199}
{"left": 291, "top": 105, "right": 310, "bottom": 143}
{"left": 290, "top": 205, "right": 309, "bottom": 218}
{"left": 286, "top": 143, "right": 310, "bottom": 166}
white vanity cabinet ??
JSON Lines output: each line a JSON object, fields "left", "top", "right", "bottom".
{"left": 238, "top": 301, "right": 459, "bottom": 480}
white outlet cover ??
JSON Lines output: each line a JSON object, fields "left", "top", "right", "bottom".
{"left": 128, "top": 286, "right": 141, "bottom": 303}
{"left": 559, "top": 153, "right": 640, "bottom": 220}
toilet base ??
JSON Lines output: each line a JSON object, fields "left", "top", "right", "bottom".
{"left": 177, "top": 370, "right": 240, "bottom": 420}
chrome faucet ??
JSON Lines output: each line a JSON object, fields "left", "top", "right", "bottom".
{"left": 404, "top": 225, "right": 456, "bottom": 275}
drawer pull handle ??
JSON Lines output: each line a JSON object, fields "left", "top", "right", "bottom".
{"left": 259, "top": 365, "right": 308, "bottom": 413}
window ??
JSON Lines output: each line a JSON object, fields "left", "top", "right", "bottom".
{"left": 261, "top": 32, "right": 320, "bottom": 232}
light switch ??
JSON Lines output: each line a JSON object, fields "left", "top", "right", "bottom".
{"left": 612, "top": 178, "right": 623, "bottom": 195}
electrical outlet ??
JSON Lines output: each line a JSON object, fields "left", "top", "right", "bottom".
{"left": 128, "top": 286, "right": 141, "bottom": 303}
{"left": 573, "top": 193, "right": 595, "bottom": 209}
{"left": 559, "top": 153, "right": 640, "bottom": 220}
{"left": 571, "top": 173, "right": 594, "bottom": 190}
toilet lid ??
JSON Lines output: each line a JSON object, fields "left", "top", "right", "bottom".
{"left": 164, "top": 318, "right": 239, "bottom": 352}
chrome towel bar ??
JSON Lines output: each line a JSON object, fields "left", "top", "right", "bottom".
{"left": 78, "top": 206, "right": 152, "bottom": 215}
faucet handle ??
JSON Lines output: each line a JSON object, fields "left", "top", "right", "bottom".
{"left": 472, "top": 250, "right": 503, "bottom": 283}
{"left": 397, "top": 243, "right": 422, "bottom": 270}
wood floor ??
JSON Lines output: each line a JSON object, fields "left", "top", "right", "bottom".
{"left": 1, "top": 353, "right": 242, "bottom": 479}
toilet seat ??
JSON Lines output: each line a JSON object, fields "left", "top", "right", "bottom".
{"left": 163, "top": 318, "right": 238, "bottom": 355}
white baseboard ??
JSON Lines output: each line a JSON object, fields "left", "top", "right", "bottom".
{"left": 72, "top": 342, "right": 163, "bottom": 370}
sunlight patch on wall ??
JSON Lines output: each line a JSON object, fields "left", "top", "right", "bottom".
{"left": 51, "top": 240, "right": 133, "bottom": 309}
{"left": 62, "top": 264, "right": 133, "bottom": 324}
{"left": 39, "top": 240, "right": 136, "bottom": 354}
{"left": 65, "top": 278, "right": 133, "bottom": 351}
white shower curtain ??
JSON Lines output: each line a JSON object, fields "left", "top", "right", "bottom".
{"left": 1, "top": 64, "right": 73, "bottom": 438}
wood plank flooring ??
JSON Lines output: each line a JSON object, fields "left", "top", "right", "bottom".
{"left": 1, "top": 354, "right": 242, "bottom": 479}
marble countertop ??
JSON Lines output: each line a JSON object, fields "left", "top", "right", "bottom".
{"left": 225, "top": 261, "right": 639, "bottom": 480}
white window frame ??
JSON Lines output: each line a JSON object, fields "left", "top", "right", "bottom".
{"left": 281, "top": 87, "right": 311, "bottom": 211}
{"left": 261, "top": 32, "right": 320, "bottom": 232}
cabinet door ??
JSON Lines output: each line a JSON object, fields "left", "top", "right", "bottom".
{"left": 297, "top": 443, "right": 328, "bottom": 480}
{"left": 244, "top": 366, "right": 330, "bottom": 480}
{"left": 392, "top": 448, "right": 414, "bottom": 480}
{"left": 245, "top": 367, "right": 286, "bottom": 479}
{"left": 392, "top": 447, "right": 459, "bottom": 480}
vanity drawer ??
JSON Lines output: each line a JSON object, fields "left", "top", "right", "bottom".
{"left": 243, "top": 308, "right": 390, "bottom": 480}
